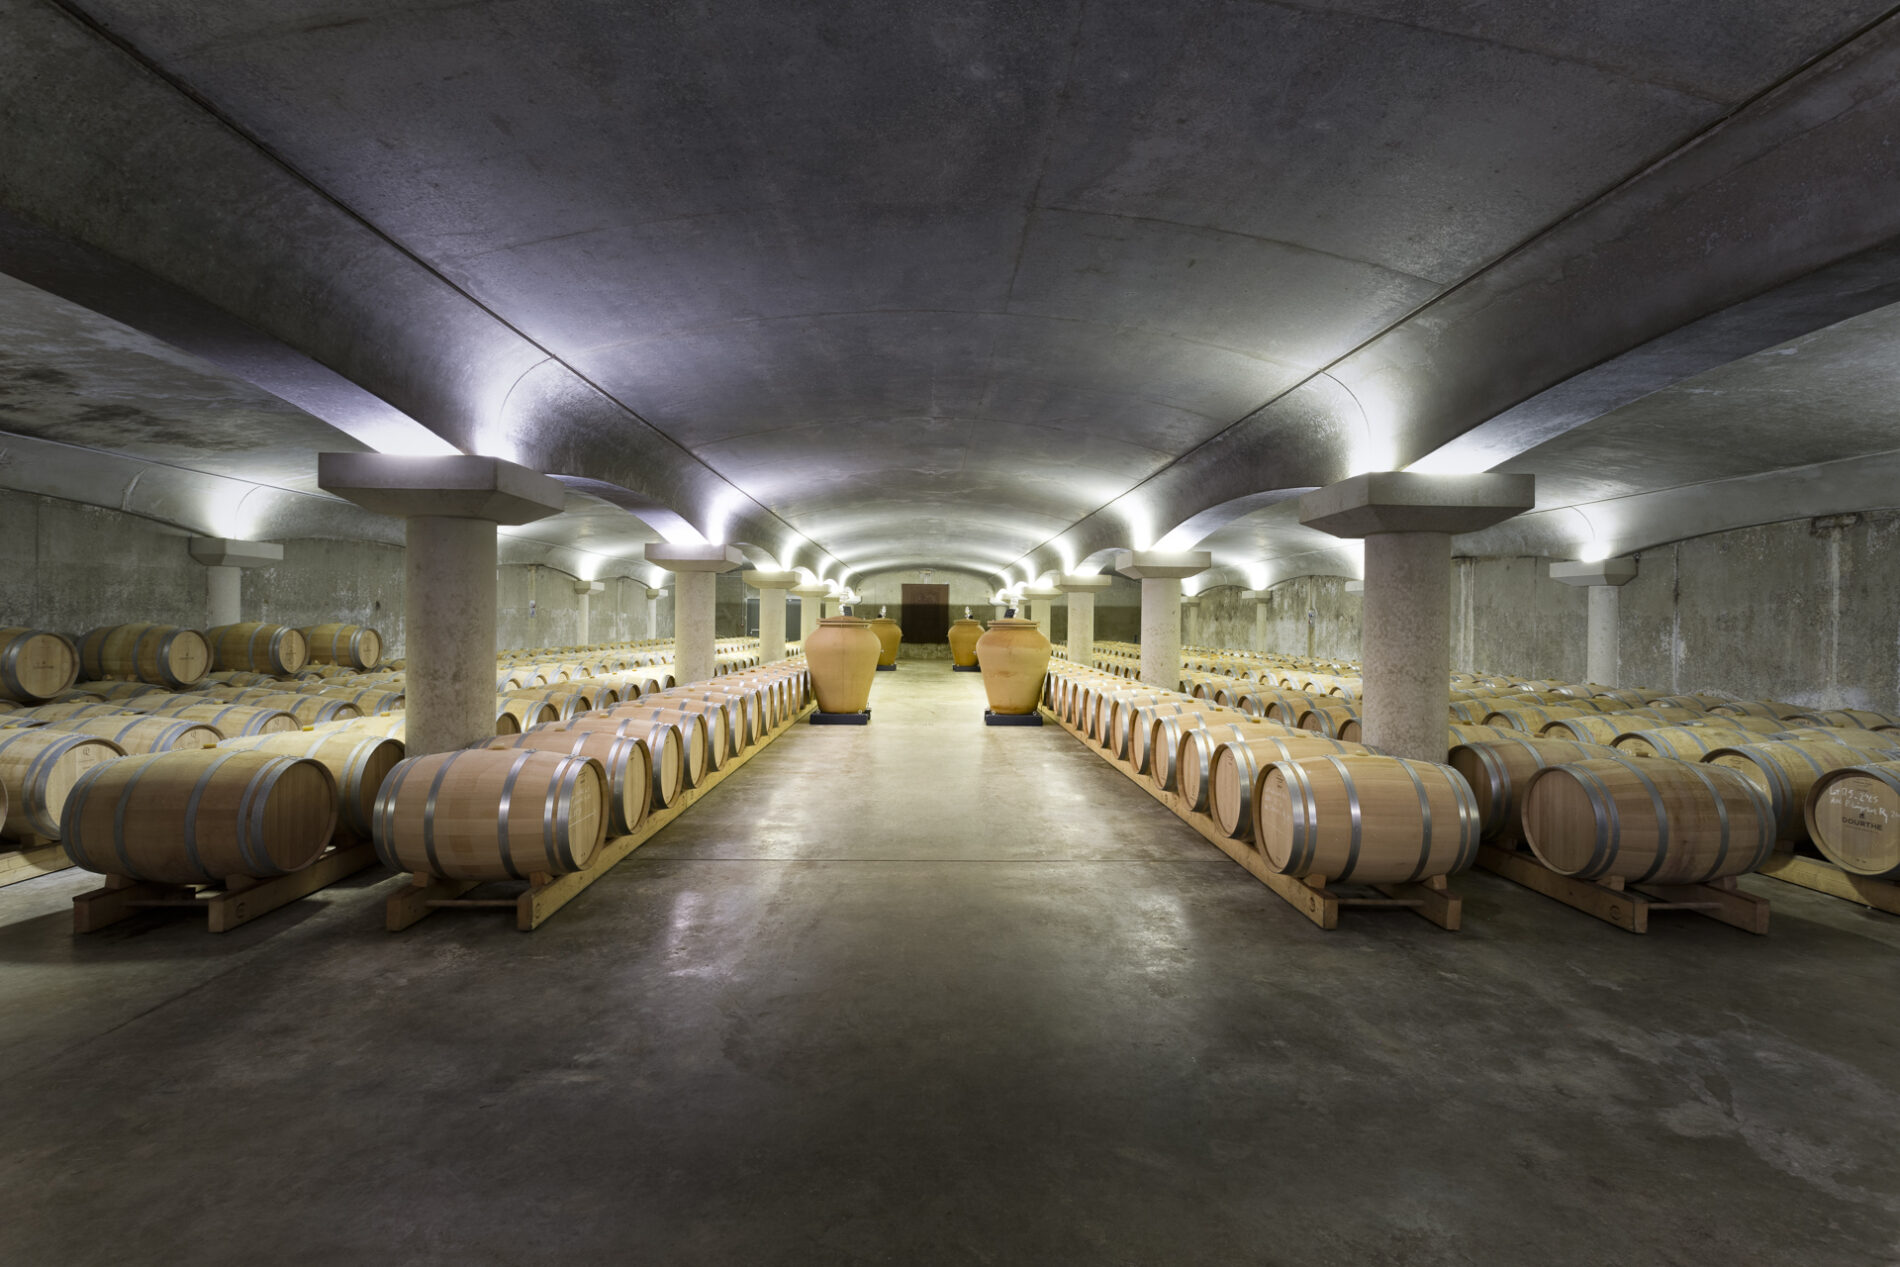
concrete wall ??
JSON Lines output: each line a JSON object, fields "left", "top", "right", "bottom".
{"left": 1450, "top": 557, "right": 1588, "bottom": 682}
{"left": 852, "top": 568, "right": 996, "bottom": 644}
{"left": 0, "top": 487, "right": 676, "bottom": 659}
{"left": 245, "top": 538, "right": 406, "bottom": 657}
{"left": 1089, "top": 574, "right": 1143, "bottom": 645}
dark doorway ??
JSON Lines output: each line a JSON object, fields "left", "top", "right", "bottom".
{"left": 901, "top": 583, "right": 951, "bottom": 644}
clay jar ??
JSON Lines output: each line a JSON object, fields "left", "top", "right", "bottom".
{"left": 947, "top": 618, "right": 983, "bottom": 667}
{"left": 805, "top": 618, "right": 881, "bottom": 714}
{"left": 974, "top": 618, "right": 1051, "bottom": 715}
{"left": 868, "top": 617, "right": 902, "bottom": 667}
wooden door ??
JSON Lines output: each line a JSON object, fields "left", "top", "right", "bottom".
{"left": 901, "top": 584, "right": 951, "bottom": 644}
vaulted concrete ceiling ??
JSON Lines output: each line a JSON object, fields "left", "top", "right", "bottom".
{"left": 3, "top": 0, "right": 1900, "bottom": 586}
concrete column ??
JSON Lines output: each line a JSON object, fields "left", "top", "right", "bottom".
{"left": 645, "top": 588, "right": 664, "bottom": 641}
{"left": 1115, "top": 552, "right": 1210, "bottom": 691}
{"left": 1363, "top": 531, "right": 1453, "bottom": 765}
{"left": 1242, "top": 590, "right": 1270, "bottom": 654}
{"left": 992, "top": 604, "right": 1007, "bottom": 621}
{"left": 1180, "top": 595, "right": 1201, "bottom": 648}
{"left": 793, "top": 584, "right": 828, "bottom": 646}
{"left": 207, "top": 567, "right": 242, "bottom": 626}
{"left": 318, "top": 454, "right": 564, "bottom": 757}
{"left": 573, "top": 579, "right": 603, "bottom": 647}
{"left": 1300, "top": 472, "right": 1535, "bottom": 763}
{"left": 647, "top": 544, "right": 745, "bottom": 685}
{"left": 1024, "top": 585, "right": 1061, "bottom": 645}
{"left": 188, "top": 538, "right": 284, "bottom": 628}
{"left": 1057, "top": 574, "right": 1112, "bottom": 667}
{"left": 1550, "top": 558, "right": 1638, "bottom": 686}
{"left": 744, "top": 571, "right": 799, "bottom": 663}
{"left": 407, "top": 516, "right": 500, "bottom": 756}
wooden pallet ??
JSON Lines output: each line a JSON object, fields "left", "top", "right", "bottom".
{"left": 71, "top": 841, "right": 379, "bottom": 934}
{"left": 1757, "top": 849, "right": 1900, "bottom": 917}
{"left": 1476, "top": 844, "right": 1769, "bottom": 934}
{"left": 0, "top": 835, "right": 71, "bottom": 889}
{"left": 389, "top": 703, "right": 815, "bottom": 932}
{"left": 1040, "top": 706, "right": 1460, "bottom": 930}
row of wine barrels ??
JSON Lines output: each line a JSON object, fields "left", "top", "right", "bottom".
{"left": 206, "top": 623, "right": 309, "bottom": 676}
{"left": 1774, "top": 727, "right": 1900, "bottom": 754}
{"left": 205, "top": 688, "right": 362, "bottom": 725}
{"left": 62, "top": 750, "right": 337, "bottom": 883}
{"left": 79, "top": 624, "right": 210, "bottom": 689}
{"left": 1209, "top": 733, "right": 1373, "bottom": 839}
{"left": 300, "top": 623, "right": 383, "bottom": 670}
{"left": 484, "top": 731, "right": 651, "bottom": 837}
{"left": 1448, "top": 735, "right": 1625, "bottom": 844}
{"left": 1521, "top": 759, "right": 1774, "bottom": 883}
{"left": 0, "top": 628, "right": 79, "bottom": 703}
{"left": 1254, "top": 755, "right": 1480, "bottom": 883}
{"left": 583, "top": 707, "right": 714, "bottom": 786}
{"left": 0, "top": 729, "right": 127, "bottom": 838}
{"left": 216, "top": 731, "right": 406, "bottom": 838}
{"left": 144, "top": 702, "right": 300, "bottom": 737}
{"left": 1176, "top": 720, "right": 1299, "bottom": 810}
{"left": 1610, "top": 726, "right": 1764, "bottom": 760}
{"left": 541, "top": 716, "right": 687, "bottom": 809}
{"left": 39, "top": 716, "right": 222, "bottom": 754}
{"left": 372, "top": 749, "right": 606, "bottom": 880}
{"left": 72, "top": 680, "right": 168, "bottom": 701}
{"left": 1703, "top": 741, "right": 1869, "bottom": 842}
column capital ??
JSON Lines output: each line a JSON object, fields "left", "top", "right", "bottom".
{"left": 645, "top": 587, "right": 667, "bottom": 600}
{"left": 1299, "top": 472, "right": 1534, "bottom": 538}
{"left": 1179, "top": 594, "right": 1201, "bottom": 607}
{"left": 1022, "top": 584, "right": 1062, "bottom": 600}
{"left": 1549, "top": 558, "right": 1637, "bottom": 587}
{"left": 791, "top": 583, "right": 830, "bottom": 599}
{"left": 1056, "top": 574, "right": 1113, "bottom": 593}
{"left": 317, "top": 453, "right": 565, "bottom": 523}
{"left": 1114, "top": 550, "right": 1210, "bottom": 580}
{"left": 188, "top": 537, "right": 283, "bottom": 568}
{"left": 645, "top": 543, "right": 745, "bottom": 573}
{"left": 742, "top": 570, "right": 801, "bottom": 589}
{"left": 572, "top": 579, "right": 604, "bottom": 596}
{"left": 1345, "top": 580, "right": 1365, "bottom": 594}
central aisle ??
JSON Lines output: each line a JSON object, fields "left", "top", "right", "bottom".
{"left": 0, "top": 659, "right": 1896, "bottom": 1264}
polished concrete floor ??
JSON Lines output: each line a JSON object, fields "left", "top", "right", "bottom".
{"left": 2, "top": 661, "right": 1898, "bottom": 1265}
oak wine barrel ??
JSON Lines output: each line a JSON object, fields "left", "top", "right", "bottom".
{"left": 0, "top": 628, "right": 79, "bottom": 703}
{"left": 205, "top": 623, "right": 309, "bottom": 676}
{"left": 78, "top": 624, "right": 210, "bottom": 689}
{"left": 299, "top": 623, "right": 383, "bottom": 670}
{"left": 1521, "top": 759, "right": 1774, "bottom": 883}
{"left": 216, "top": 731, "right": 406, "bottom": 838}
{"left": 1254, "top": 755, "right": 1480, "bottom": 883}
{"left": 1804, "top": 762, "right": 1900, "bottom": 878}
{"left": 498, "top": 697, "right": 562, "bottom": 731}
{"left": 0, "top": 729, "right": 126, "bottom": 838}
{"left": 61, "top": 749, "right": 335, "bottom": 882}
{"left": 372, "top": 749, "right": 606, "bottom": 879}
